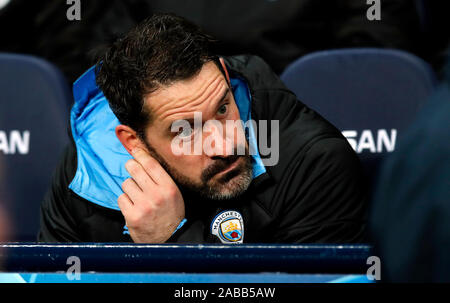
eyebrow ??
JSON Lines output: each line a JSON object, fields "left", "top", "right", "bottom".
{"left": 167, "top": 87, "right": 230, "bottom": 132}
{"left": 218, "top": 87, "right": 230, "bottom": 105}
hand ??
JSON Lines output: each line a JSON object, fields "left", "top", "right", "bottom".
{"left": 118, "top": 147, "right": 185, "bottom": 243}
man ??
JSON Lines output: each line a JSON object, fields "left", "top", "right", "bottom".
{"left": 39, "top": 13, "right": 367, "bottom": 243}
{"left": 370, "top": 57, "right": 450, "bottom": 282}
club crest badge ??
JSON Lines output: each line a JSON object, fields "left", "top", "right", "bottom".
{"left": 211, "top": 210, "right": 244, "bottom": 244}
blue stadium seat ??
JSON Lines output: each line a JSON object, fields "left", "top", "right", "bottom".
{"left": 0, "top": 53, "right": 72, "bottom": 241}
{"left": 281, "top": 48, "right": 437, "bottom": 183}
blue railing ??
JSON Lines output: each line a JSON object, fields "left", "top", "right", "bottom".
{"left": 0, "top": 243, "right": 373, "bottom": 273}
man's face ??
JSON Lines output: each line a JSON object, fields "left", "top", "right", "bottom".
{"left": 141, "top": 61, "right": 252, "bottom": 200}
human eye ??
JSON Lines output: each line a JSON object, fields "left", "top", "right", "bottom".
{"left": 177, "top": 125, "right": 194, "bottom": 139}
{"left": 217, "top": 103, "right": 228, "bottom": 116}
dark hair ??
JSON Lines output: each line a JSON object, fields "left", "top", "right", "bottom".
{"left": 95, "top": 13, "right": 220, "bottom": 140}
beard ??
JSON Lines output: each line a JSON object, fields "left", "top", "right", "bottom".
{"left": 142, "top": 140, "right": 253, "bottom": 201}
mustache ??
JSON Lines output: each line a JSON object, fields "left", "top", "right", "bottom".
{"left": 201, "top": 146, "right": 249, "bottom": 182}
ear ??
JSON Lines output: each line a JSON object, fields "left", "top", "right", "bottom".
{"left": 219, "top": 57, "right": 230, "bottom": 84}
{"left": 115, "top": 125, "right": 146, "bottom": 155}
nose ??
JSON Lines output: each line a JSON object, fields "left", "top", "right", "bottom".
{"left": 203, "top": 120, "right": 235, "bottom": 157}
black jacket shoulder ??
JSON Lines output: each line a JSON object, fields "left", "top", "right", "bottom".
{"left": 38, "top": 140, "right": 132, "bottom": 242}
{"left": 225, "top": 55, "right": 368, "bottom": 243}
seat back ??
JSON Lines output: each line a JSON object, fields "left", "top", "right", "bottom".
{"left": 281, "top": 48, "right": 437, "bottom": 183}
{"left": 0, "top": 53, "right": 71, "bottom": 241}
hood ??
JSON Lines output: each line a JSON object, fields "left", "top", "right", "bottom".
{"left": 69, "top": 65, "right": 266, "bottom": 211}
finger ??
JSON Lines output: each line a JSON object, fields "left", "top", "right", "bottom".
{"left": 121, "top": 177, "right": 144, "bottom": 201}
{"left": 125, "top": 159, "right": 156, "bottom": 188}
{"left": 117, "top": 193, "right": 133, "bottom": 216}
{"left": 132, "top": 147, "right": 173, "bottom": 185}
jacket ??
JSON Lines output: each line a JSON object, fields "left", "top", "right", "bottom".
{"left": 38, "top": 55, "right": 368, "bottom": 243}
